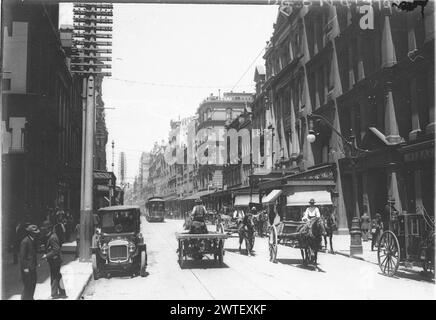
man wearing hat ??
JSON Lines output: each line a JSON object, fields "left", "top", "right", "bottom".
{"left": 302, "top": 199, "right": 321, "bottom": 222}
{"left": 41, "top": 220, "right": 67, "bottom": 299}
{"left": 19, "top": 224, "right": 40, "bottom": 300}
{"left": 189, "top": 198, "right": 208, "bottom": 234}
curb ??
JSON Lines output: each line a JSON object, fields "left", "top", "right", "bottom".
{"left": 335, "top": 250, "right": 378, "bottom": 265}
{"left": 75, "top": 272, "right": 93, "bottom": 300}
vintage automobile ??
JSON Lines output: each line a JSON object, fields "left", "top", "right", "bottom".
{"left": 91, "top": 205, "right": 147, "bottom": 279}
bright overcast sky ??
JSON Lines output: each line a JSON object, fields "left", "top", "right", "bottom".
{"left": 60, "top": 3, "right": 277, "bottom": 183}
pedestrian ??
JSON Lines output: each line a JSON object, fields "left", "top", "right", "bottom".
{"left": 75, "top": 222, "right": 80, "bottom": 259}
{"left": 302, "top": 199, "right": 320, "bottom": 222}
{"left": 371, "top": 213, "right": 384, "bottom": 251}
{"left": 14, "top": 214, "right": 31, "bottom": 264}
{"left": 54, "top": 214, "right": 66, "bottom": 246}
{"left": 360, "top": 212, "right": 370, "bottom": 241}
{"left": 41, "top": 220, "right": 67, "bottom": 299}
{"left": 19, "top": 224, "right": 40, "bottom": 300}
{"left": 384, "top": 199, "right": 399, "bottom": 232}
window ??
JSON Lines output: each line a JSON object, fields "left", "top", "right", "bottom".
{"left": 2, "top": 78, "right": 11, "bottom": 91}
{"left": 226, "top": 108, "right": 232, "bottom": 120}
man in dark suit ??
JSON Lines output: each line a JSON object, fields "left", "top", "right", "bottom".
{"left": 41, "top": 220, "right": 67, "bottom": 299}
{"left": 19, "top": 225, "right": 40, "bottom": 300}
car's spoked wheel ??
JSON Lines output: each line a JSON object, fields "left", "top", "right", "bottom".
{"left": 268, "top": 225, "right": 278, "bottom": 263}
{"left": 378, "top": 231, "right": 400, "bottom": 277}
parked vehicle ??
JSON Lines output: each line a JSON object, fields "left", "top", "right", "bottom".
{"left": 91, "top": 205, "right": 147, "bottom": 279}
{"left": 145, "top": 197, "right": 165, "bottom": 222}
{"left": 377, "top": 206, "right": 435, "bottom": 276}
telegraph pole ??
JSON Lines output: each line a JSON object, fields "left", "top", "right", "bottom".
{"left": 72, "top": 3, "right": 113, "bottom": 261}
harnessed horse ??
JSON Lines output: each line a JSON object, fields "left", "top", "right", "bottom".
{"left": 297, "top": 217, "right": 326, "bottom": 268}
{"left": 322, "top": 214, "right": 337, "bottom": 253}
{"left": 238, "top": 215, "right": 255, "bottom": 256}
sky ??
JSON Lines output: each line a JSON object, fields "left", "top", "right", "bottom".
{"left": 60, "top": 3, "right": 278, "bottom": 183}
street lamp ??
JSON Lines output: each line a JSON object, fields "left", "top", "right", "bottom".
{"left": 306, "top": 113, "right": 369, "bottom": 257}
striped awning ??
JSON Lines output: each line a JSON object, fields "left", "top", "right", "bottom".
{"left": 286, "top": 191, "right": 332, "bottom": 206}
{"left": 262, "top": 189, "right": 282, "bottom": 204}
{"left": 234, "top": 194, "right": 260, "bottom": 207}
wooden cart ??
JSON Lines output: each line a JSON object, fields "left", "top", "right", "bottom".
{"left": 268, "top": 220, "right": 305, "bottom": 263}
{"left": 175, "top": 232, "right": 228, "bottom": 267}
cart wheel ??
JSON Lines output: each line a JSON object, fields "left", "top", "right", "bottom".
{"left": 268, "top": 225, "right": 278, "bottom": 263}
{"left": 140, "top": 250, "right": 147, "bottom": 277}
{"left": 91, "top": 253, "right": 100, "bottom": 280}
{"left": 178, "top": 240, "right": 184, "bottom": 268}
{"left": 218, "top": 240, "right": 224, "bottom": 266}
{"left": 378, "top": 231, "right": 400, "bottom": 277}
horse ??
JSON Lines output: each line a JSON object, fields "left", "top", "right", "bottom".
{"left": 238, "top": 215, "right": 256, "bottom": 256}
{"left": 322, "top": 214, "right": 337, "bottom": 254}
{"left": 297, "top": 217, "right": 326, "bottom": 269}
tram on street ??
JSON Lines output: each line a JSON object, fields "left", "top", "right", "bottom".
{"left": 145, "top": 196, "right": 165, "bottom": 222}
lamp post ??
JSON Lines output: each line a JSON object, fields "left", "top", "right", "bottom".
{"left": 306, "top": 113, "right": 369, "bottom": 256}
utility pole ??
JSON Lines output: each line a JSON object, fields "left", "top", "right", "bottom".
{"left": 72, "top": 3, "right": 113, "bottom": 261}
{"left": 112, "top": 140, "right": 115, "bottom": 173}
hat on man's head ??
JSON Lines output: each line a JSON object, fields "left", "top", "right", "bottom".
{"left": 26, "top": 225, "right": 40, "bottom": 236}
{"left": 375, "top": 213, "right": 382, "bottom": 218}
{"left": 251, "top": 206, "right": 257, "bottom": 211}
{"left": 195, "top": 198, "right": 202, "bottom": 204}
{"left": 388, "top": 198, "right": 395, "bottom": 203}
{"left": 309, "top": 199, "right": 316, "bottom": 204}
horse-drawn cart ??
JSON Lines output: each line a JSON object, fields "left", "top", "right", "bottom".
{"left": 377, "top": 208, "right": 435, "bottom": 277}
{"left": 268, "top": 217, "right": 326, "bottom": 268}
{"left": 175, "top": 232, "right": 228, "bottom": 267}
{"left": 268, "top": 220, "right": 305, "bottom": 263}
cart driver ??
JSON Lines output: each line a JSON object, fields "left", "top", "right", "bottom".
{"left": 302, "top": 198, "right": 321, "bottom": 223}
{"left": 189, "top": 198, "right": 208, "bottom": 234}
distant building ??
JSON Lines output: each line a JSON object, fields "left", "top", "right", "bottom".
{"left": 196, "top": 92, "right": 253, "bottom": 194}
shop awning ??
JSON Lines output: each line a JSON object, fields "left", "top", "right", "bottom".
{"left": 286, "top": 191, "right": 332, "bottom": 206}
{"left": 234, "top": 194, "right": 260, "bottom": 207}
{"left": 183, "top": 189, "right": 215, "bottom": 200}
{"left": 262, "top": 189, "right": 282, "bottom": 204}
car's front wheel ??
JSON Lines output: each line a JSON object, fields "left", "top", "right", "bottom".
{"left": 140, "top": 250, "right": 147, "bottom": 277}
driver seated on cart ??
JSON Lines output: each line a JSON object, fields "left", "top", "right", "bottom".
{"left": 189, "top": 198, "right": 208, "bottom": 234}
{"left": 302, "top": 199, "right": 321, "bottom": 223}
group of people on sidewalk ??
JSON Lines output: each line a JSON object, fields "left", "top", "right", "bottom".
{"left": 15, "top": 210, "right": 73, "bottom": 300}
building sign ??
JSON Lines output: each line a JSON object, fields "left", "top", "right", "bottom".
{"left": 96, "top": 185, "right": 110, "bottom": 192}
{"left": 404, "top": 147, "right": 434, "bottom": 163}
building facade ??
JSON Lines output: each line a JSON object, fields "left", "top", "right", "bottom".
{"left": 2, "top": 0, "right": 83, "bottom": 246}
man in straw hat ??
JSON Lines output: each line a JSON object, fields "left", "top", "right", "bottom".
{"left": 302, "top": 198, "right": 321, "bottom": 223}
{"left": 19, "top": 224, "right": 40, "bottom": 300}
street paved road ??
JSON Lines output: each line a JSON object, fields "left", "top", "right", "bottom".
{"left": 82, "top": 218, "right": 436, "bottom": 300}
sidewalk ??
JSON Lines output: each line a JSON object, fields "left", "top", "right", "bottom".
{"left": 3, "top": 242, "right": 92, "bottom": 300}
{"left": 332, "top": 234, "right": 377, "bottom": 264}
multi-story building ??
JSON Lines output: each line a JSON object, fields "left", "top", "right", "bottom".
{"left": 196, "top": 92, "right": 253, "bottom": 193}
{"left": 252, "top": 2, "right": 434, "bottom": 232}
{"left": 1, "top": 0, "right": 84, "bottom": 246}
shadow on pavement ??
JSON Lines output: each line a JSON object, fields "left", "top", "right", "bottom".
{"left": 225, "top": 248, "right": 257, "bottom": 257}
{"left": 275, "top": 258, "right": 326, "bottom": 272}
{"left": 178, "top": 259, "right": 229, "bottom": 270}
{"left": 382, "top": 269, "right": 435, "bottom": 283}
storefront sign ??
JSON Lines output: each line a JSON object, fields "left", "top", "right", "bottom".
{"left": 404, "top": 147, "right": 434, "bottom": 162}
